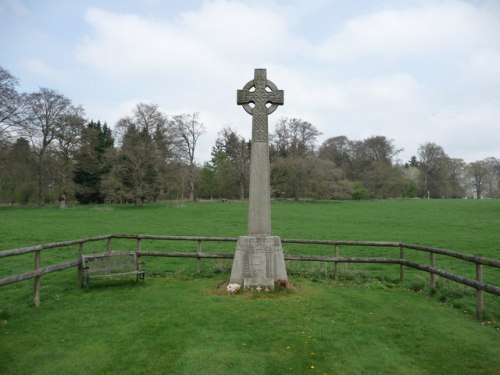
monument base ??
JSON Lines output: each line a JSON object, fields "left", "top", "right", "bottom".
{"left": 230, "top": 235, "right": 288, "bottom": 288}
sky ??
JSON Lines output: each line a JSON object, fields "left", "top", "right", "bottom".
{"left": 1, "top": 0, "right": 499, "bottom": 164}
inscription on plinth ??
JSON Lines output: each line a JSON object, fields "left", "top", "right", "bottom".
{"left": 230, "top": 236, "right": 287, "bottom": 288}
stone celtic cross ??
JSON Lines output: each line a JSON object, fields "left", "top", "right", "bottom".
{"left": 231, "top": 69, "right": 288, "bottom": 288}
{"left": 237, "top": 68, "right": 283, "bottom": 236}
{"left": 237, "top": 69, "right": 284, "bottom": 143}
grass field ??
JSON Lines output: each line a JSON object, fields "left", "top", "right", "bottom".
{"left": 1, "top": 199, "right": 499, "bottom": 374}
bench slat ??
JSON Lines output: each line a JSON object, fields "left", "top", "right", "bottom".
{"left": 89, "top": 271, "right": 145, "bottom": 279}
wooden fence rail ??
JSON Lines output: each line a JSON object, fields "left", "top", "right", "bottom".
{"left": 0, "top": 234, "right": 498, "bottom": 319}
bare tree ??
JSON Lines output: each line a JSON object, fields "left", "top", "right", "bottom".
{"left": 418, "top": 142, "right": 454, "bottom": 198}
{"left": 21, "top": 88, "right": 78, "bottom": 205}
{"left": 171, "top": 113, "right": 205, "bottom": 201}
{"left": 358, "top": 136, "right": 402, "bottom": 165}
{"left": 0, "top": 66, "right": 25, "bottom": 141}
{"left": 483, "top": 157, "right": 500, "bottom": 198}
{"left": 54, "top": 107, "right": 86, "bottom": 207}
{"left": 468, "top": 161, "right": 488, "bottom": 199}
{"left": 468, "top": 157, "right": 500, "bottom": 199}
{"left": 271, "top": 117, "right": 321, "bottom": 158}
{"left": 319, "top": 135, "right": 353, "bottom": 169}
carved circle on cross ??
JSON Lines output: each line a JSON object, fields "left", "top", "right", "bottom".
{"left": 239, "top": 79, "right": 281, "bottom": 116}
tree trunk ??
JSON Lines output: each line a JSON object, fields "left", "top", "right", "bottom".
{"left": 240, "top": 182, "right": 245, "bottom": 200}
{"left": 188, "top": 165, "right": 195, "bottom": 201}
{"left": 59, "top": 193, "right": 67, "bottom": 209}
{"left": 135, "top": 195, "right": 143, "bottom": 207}
{"left": 189, "top": 180, "right": 195, "bottom": 201}
{"left": 37, "top": 172, "right": 45, "bottom": 206}
{"left": 476, "top": 183, "right": 482, "bottom": 199}
{"left": 36, "top": 152, "right": 46, "bottom": 206}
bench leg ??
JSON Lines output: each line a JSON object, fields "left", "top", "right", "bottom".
{"left": 84, "top": 275, "right": 90, "bottom": 291}
{"left": 136, "top": 273, "right": 145, "bottom": 283}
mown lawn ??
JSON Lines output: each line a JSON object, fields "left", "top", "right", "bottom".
{"left": 0, "top": 200, "right": 499, "bottom": 374}
{"left": 1, "top": 275, "right": 499, "bottom": 375}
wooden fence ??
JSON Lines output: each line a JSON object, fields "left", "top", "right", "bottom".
{"left": 1, "top": 234, "right": 499, "bottom": 319}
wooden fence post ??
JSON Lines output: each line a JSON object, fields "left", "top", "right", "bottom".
{"left": 107, "top": 237, "right": 112, "bottom": 252}
{"left": 476, "top": 263, "right": 484, "bottom": 320}
{"left": 399, "top": 246, "right": 405, "bottom": 283}
{"left": 136, "top": 238, "right": 142, "bottom": 270}
{"left": 196, "top": 240, "right": 202, "bottom": 274}
{"left": 77, "top": 243, "right": 84, "bottom": 287}
{"left": 33, "top": 249, "right": 41, "bottom": 307}
{"left": 430, "top": 252, "right": 436, "bottom": 288}
{"left": 333, "top": 245, "right": 339, "bottom": 281}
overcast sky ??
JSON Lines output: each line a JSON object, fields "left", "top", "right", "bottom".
{"left": 1, "top": 0, "right": 499, "bottom": 164}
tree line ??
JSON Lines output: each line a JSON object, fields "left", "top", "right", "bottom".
{"left": 1, "top": 66, "right": 499, "bottom": 206}
{"left": 0, "top": 66, "right": 204, "bottom": 206}
{"left": 199, "top": 120, "right": 499, "bottom": 200}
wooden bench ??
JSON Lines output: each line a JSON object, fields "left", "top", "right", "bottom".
{"left": 80, "top": 250, "right": 145, "bottom": 290}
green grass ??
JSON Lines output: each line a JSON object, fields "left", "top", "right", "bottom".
{"left": 1, "top": 200, "right": 499, "bottom": 374}
{"left": 1, "top": 199, "right": 499, "bottom": 254}
{"left": 1, "top": 275, "right": 499, "bottom": 375}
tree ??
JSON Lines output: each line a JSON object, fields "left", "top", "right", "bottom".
{"left": 271, "top": 117, "right": 321, "bottom": 159}
{"left": 417, "top": 142, "right": 458, "bottom": 198}
{"left": 0, "top": 137, "right": 36, "bottom": 203}
{"left": 349, "top": 136, "right": 402, "bottom": 181}
{"left": 363, "top": 161, "right": 407, "bottom": 199}
{"left": 129, "top": 103, "right": 176, "bottom": 199}
{"left": 73, "top": 120, "right": 114, "bottom": 203}
{"left": 132, "top": 103, "right": 173, "bottom": 158}
{"left": 402, "top": 163, "right": 421, "bottom": 198}
{"left": 408, "top": 155, "right": 419, "bottom": 168}
{"left": 0, "top": 66, "right": 24, "bottom": 142}
{"left": 21, "top": 88, "right": 80, "bottom": 205}
{"left": 269, "top": 118, "right": 329, "bottom": 199}
{"left": 103, "top": 103, "right": 175, "bottom": 206}
{"left": 106, "top": 124, "right": 159, "bottom": 206}
{"left": 318, "top": 135, "right": 352, "bottom": 171}
{"left": 171, "top": 113, "right": 205, "bottom": 201}
{"left": 446, "top": 158, "right": 467, "bottom": 198}
{"left": 468, "top": 157, "right": 500, "bottom": 199}
{"left": 358, "top": 135, "right": 402, "bottom": 165}
{"left": 271, "top": 156, "right": 343, "bottom": 199}
{"left": 205, "top": 127, "right": 250, "bottom": 200}
{"left": 468, "top": 160, "right": 487, "bottom": 199}
{"left": 319, "top": 135, "right": 406, "bottom": 198}
{"left": 482, "top": 157, "right": 500, "bottom": 198}
{"left": 53, "top": 107, "right": 86, "bottom": 206}
{"left": 197, "top": 162, "right": 218, "bottom": 199}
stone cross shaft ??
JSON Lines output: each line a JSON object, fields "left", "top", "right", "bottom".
{"left": 237, "top": 69, "right": 283, "bottom": 235}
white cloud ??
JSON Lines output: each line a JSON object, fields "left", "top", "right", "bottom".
{"left": 460, "top": 48, "right": 500, "bottom": 87}
{"left": 316, "top": 1, "right": 499, "bottom": 62}
{"left": 21, "top": 58, "right": 65, "bottom": 80}
{"left": 352, "top": 73, "right": 422, "bottom": 106}
{"left": 74, "top": 1, "right": 306, "bottom": 80}
{"left": 429, "top": 104, "right": 500, "bottom": 160}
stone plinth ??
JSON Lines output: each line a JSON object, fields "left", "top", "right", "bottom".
{"left": 230, "top": 235, "right": 288, "bottom": 288}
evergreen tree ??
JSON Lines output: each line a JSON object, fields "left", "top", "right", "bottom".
{"left": 73, "top": 120, "right": 114, "bottom": 203}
